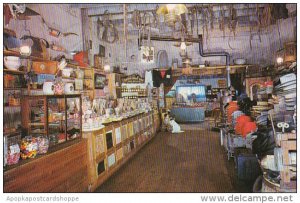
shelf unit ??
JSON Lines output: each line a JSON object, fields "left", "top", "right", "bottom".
{"left": 21, "top": 94, "right": 82, "bottom": 146}
{"left": 64, "top": 63, "right": 95, "bottom": 99}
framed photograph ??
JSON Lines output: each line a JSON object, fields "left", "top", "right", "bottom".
{"left": 94, "top": 73, "right": 106, "bottom": 89}
{"left": 99, "top": 45, "right": 105, "bottom": 57}
{"left": 94, "top": 55, "right": 103, "bottom": 70}
{"left": 141, "top": 46, "right": 154, "bottom": 63}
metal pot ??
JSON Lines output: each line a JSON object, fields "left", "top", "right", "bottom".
{"left": 64, "top": 83, "right": 74, "bottom": 94}
{"left": 43, "top": 81, "right": 54, "bottom": 95}
{"left": 4, "top": 56, "right": 20, "bottom": 70}
{"left": 62, "top": 68, "right": 73, "bottom": 77}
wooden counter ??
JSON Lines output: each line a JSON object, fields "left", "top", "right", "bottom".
{"left": 4, "top": 139, "right": 89, "bottom": 192}
{"left": 82, "top": 111, "right": 161, "bottom": 191}
{"left": 171, "top": 106, "right": 205, "bottom": 123}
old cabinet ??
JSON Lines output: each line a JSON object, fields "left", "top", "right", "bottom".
{"left": 21, "top": 94, "right": 82, "bottom": 146}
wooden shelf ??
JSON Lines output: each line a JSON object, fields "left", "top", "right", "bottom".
{"left": 29, "top": 122, "right": 45, "bottom": 126}
{"left": 62, "top": 76, "right": 75, "bottom": 80}
{"left": 3, "top": 69, "right": 27, "bottom": 75}
{"left": 3, "top": 130, "right": 22, "bottom": 136}
{"left": 4, "top": 50, "right": 54, "bottom": 62}
{"left": 67, "top": 63, "right": 92, "bottom": 70}
{"left": 4, "top": 105, "right": 21, "bottom": 108}
{"left": 4, "top": 87, "right": 26, "bottom": 90}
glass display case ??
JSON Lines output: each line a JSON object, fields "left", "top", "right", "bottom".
{"left": 21, "top": 94, "right": 82, "bottom": 146}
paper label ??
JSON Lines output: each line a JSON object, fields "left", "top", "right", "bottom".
{"left": 9, "top": 144, "right": 20, "bottom": 154}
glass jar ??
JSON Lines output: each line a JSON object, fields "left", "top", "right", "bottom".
{"left": 6, "top": 136, "right": 21, "bottom": 165}
{"left": 37, "top": 136, "right": 49, "bottom": 154}
{"left": 49, "top": 134, "right": 58, "bottom": 146}
{"left": 20, "top": 136, "right": 38, "bottom": 159}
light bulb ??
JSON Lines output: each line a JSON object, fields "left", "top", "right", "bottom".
{"left": 276, "top": 57, "right": 283, "bottom": 64}
{"left": 166, "top": 4, "right": 176, "bottom": 12}
{"left": 104, "top": 64, "right": 111, "bottom": 72}
{"left": 19, "top": 38, "right": 33, "bottom": 56}
{"left": 180, "top": 42, "right": 186, "bottom": 50}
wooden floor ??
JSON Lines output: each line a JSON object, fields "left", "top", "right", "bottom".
{"left": 95, "top": 121, "right": 251, "bottom": 192}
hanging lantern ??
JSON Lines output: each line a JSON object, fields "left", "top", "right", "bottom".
{"left": 157, "top": 4, "right": 188, "bottom": 27}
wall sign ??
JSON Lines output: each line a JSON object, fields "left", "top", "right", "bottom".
{"left": 122, "top": 74, "right": 144, "bottom": 83}
{"left": 218, "top": 79, "right": 226, "bottom": 88}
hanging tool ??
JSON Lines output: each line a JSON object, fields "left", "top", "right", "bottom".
{"left": 219, "top": 5, "right": 225, "bottom": 39}
{"left": 256, "top": 4, "right": 262, "bottom": 43}
{"left": 208, "top": 5, "right": 214, "bottom": 30}
{"left": 228, "top": 4, "right": 237, "bottom": 38}
{"left": 247, "top": 4, "right": 253, "bottom": 50}
{"left": 277, "top": 122, "right": 289, "bottom": 133}
{"left": 102, "top": 10, "right": 119, "bottom": 43}
{"left": 42, "top": 17, "right": 78, "bottom": 38}
{"left": 123, "top": 4, "right": 127, "bottom": 59}
{"left": 96, "top": 17, "right": 102, "bottom": 40}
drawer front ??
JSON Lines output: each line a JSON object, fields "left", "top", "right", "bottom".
{"left": 32, "top": 61, "right": 58, "bottom": 74}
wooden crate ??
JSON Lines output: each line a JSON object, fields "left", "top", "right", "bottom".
{"left": 31, "top": 61, "right": 58, "bottom": 74}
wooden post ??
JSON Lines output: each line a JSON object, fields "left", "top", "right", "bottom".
{"left": 81, "top": 8, "right": 90, "bottom": 51}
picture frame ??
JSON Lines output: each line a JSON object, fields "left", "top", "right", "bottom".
{"left": 94, "top": 73, "right": 106, "bottom": 89}
{"left": 99, "top": 45, "right": 105, "bottom": 57}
